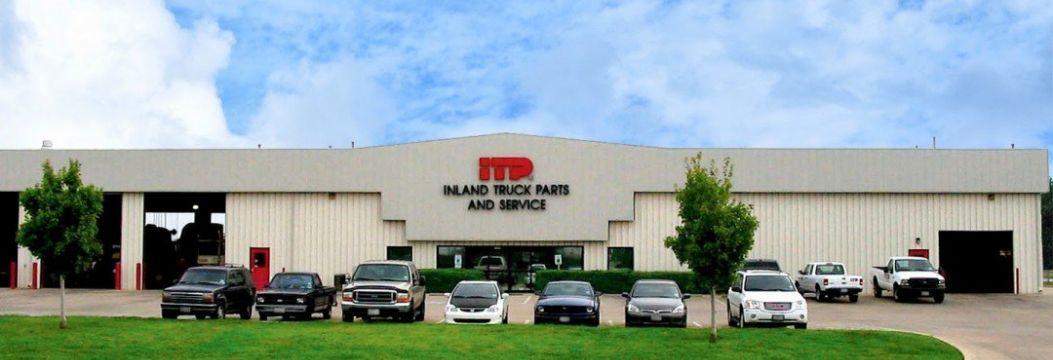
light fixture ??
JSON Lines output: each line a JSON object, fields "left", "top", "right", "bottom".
{"left": 915, "top": 237, "right": 921, "bottom": 245}
{"left": 192, "top": 204, "right": 199, "bottom": 210}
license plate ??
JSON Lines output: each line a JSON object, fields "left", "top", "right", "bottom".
{"left": 771, "top": 315, "right": 784, "bottom": 321}
{"left": 840, "top": 289, "right": 847, "bottom": 293}
{"left": 559, "top": 316, "right": 570, "bottom": 323}
{"left": 920, "top": 291, "right": 929, "bottom": 296}
{"left": 650, "top": 314, "right": 662, "bottom": 321}
{"left": 180, "top": 306, "right": 191, "bottom": 313}
{"left": 368, "top": 309, "right": 380, "bottom": 316}
{"left": 274, "top": 308, "right": 285, "bottom": 314}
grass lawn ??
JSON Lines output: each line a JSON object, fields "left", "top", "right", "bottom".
{"left": 0, "top": 316, "right": 960, "bottom": 360}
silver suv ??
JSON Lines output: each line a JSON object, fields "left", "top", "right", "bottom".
{"left": 340, "top": 260, "right": 426, "bottom": 323}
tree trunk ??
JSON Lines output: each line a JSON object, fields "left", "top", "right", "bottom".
{"left": 59, "top": 274, "right": 68, "bottom": 329}
{"left": 709, "top": 286, "right": 717, "bottom": 343}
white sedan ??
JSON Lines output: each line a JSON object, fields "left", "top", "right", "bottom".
{"left": 444, "top": 280, "right": 509, "bottom": 324}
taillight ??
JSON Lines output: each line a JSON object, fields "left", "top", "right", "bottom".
{"left": 396, "top": 293, "right": 411, "bottom": 303}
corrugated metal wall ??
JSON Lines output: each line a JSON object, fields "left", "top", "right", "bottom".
{"left": 610, "top": 193, "right": 1043, "bottom": 294}
{"left": 119, "top": 193, "right": 144, "bottom": 290}
{"left": 226, "top": 193, "right": 404, "bottom": 287}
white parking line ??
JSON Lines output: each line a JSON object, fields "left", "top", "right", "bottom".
{"left": 522, "top": 295, "right": 532, "bottom": 304}
{"left": 434, "top": 319, "right": 444, "bottom": 324}
{"left": 523, "top": 320, "right": 531, "bottom": 324}
{"left": 692, "top": 321, "right": 703, "bottom": 328}
{"left": 607, "top": 320, "right": 613, "bottom": 326}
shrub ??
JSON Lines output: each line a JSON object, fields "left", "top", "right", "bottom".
{"left": 534, "top": 270, "right": 703, "bottom": 294}
{"left": 419, "top": 269, "right": 487, "bottom": 293}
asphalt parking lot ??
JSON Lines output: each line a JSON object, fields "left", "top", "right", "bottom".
{"left": 2, "top": 289, "right": 1052, "bottom": 360}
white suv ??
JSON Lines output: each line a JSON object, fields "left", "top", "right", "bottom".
{"left": 726, "top": 270, "right": 807, "bottom": 329}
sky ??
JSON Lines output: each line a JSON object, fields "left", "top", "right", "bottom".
{"left": 0, "top": 1, "right": 1050, "bottom": 166}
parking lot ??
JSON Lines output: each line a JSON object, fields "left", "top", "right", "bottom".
{"left": 2, "top": 289, "right": 1052, "bottom": 359}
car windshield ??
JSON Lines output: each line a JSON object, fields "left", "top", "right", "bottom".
{"left": 543, "top": 282, "right": 594, "bottom": 297}
{"left": 178, "top": 269, "right": 227, "bottom": 286}
{"left": 478, "top": 257, "right": 503, "bottom": 266}
{"left": 815, "top": 264, "right": 845, "bottom": 275}
{"left": 895, "top": 259, "right": 935, "bottom": 272}
{"left": 744, "top": 275, "right": 795, "bottom": 292}
{"left": 631, "top": 283, "right": 681, "bottom": 298}
{"left": 353, "top": 264, "right": 411, "bottom": 282}
{"left": 452, "top": 283, "right": 499, "bottom": 299}
{"left": 745, "top": 261, "right": 780, "bottom": 271}
{"left": 269, "top": 274, "right": 314, "bottom": 289}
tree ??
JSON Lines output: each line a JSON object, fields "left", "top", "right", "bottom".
{"left": 16, "top": 160, "right": 104, "bottom": 329}
{"left": 664, "top": 154, "right": 758, "bottom": 342}
{"left": 1042, "top": 177, "right": 1051, "bottom": 270}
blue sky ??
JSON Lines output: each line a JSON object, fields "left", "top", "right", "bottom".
{"left": 0, "top": 1, "right": 1050, "bottom": 167}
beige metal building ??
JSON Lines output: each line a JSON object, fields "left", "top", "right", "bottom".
{"left": 0, "top": 134, "right": 1048, "bottom": 293}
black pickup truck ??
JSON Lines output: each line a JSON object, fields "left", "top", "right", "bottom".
{"left": 256, "top": 272, "right": 337, "bottom": 320}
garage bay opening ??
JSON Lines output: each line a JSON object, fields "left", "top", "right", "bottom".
{"left": 437, "top": 246, "right": 583, "bottom": 292}
{"left": 939, "top": 231, "right": 1014, "bottom": 293}
{"left": 143, "top": 193, "right": 226, "bottom": 290}
{"left": 1, "top": 193, "right": 17, "bottom": 288}
{"left": 38, "top": 194, "right": 122, "bottom": 289}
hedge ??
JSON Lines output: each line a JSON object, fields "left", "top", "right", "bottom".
{"left": 534, "top": 270, "right": 704, "bottom": 294}
{"left": 419, "top": 269, "right": 487, "bottom": 293}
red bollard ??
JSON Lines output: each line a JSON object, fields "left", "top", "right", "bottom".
{"left": 8, "top": 261, "right": 15, "bottom": 289}
{"left": 31, "top": 262, "right": 38, "bottom": 289}
{"left": 115, "top": 262, "right": 122, "bottom": 290}
{"left": 135, "top": 263, "right": 142, "bottom": 290}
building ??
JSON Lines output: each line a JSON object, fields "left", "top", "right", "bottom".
{"left": 0, "top": 134, "right": 1048, "bottom": 293}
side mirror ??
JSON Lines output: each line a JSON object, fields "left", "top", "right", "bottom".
{"left": 595, "top": 291, "right": 604, "bottom": 297}
{"left": 419, "top": 275, "right": 427, "bottom": 286}
{"left": 731, "top": 286, "right": 742, "bottom": 293}
{"left": 502, "top": 293, "right": 509, "bottom": 299}
{"left": 682, "top": 294, "right": 691, "bottom": 299}
{"left": 798, "top": 270, "right": 805, "bottom": 275}
{"left": 621, "top": 292, "right": 630, "bottom": 298}
{"left": 534, "top": 291, "right": 543, "bottom": 296}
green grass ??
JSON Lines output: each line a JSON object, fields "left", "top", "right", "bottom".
{"left": 0, "top": 316, "right": 961, "bottom": 360}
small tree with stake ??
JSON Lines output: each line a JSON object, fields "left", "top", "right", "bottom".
{"left": 664, "top": 154, "right": 758, "bottom": 343}
{"left": 16, "top": 160, "right": 103, "bottom": 329}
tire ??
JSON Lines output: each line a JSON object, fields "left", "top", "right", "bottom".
{"left": 341, "top": 310, "right": 354, "bottom": 323}
{"left": 848, "top": 294, "right": 859, "bottom": 303}
{"left": 502, "top": 312, "right": 508, "bottom": 324}
{"left": 162, "top": 310, "right": 177, "bottom": 319}
{"left": 533, "top": 317, "right": 542, "bottom": 325}
{"left": 933, "top": 292, "right": 945, "bottom": 304}
{"left": 738, "top": 306, "right": 746, "bottom": 328}
{"left": 726, "top": 303, "right": 735, "bottom": 327}
{"left": 195, "top": 314, "right": 207, "bottom": 320}
{"left": 873, "top": 278, "right": 882, "bottom": 298}
{"left": 795, "top": 323, "right": 807, "bottom": 329}
{"left": 213, "top": 303, "right": 226, "bottom": 319}
{"left": 259, "top": 313, "right": 268, "bottom": 321}
{"left": 323, "top": 307, "right": 332, "bottom": 320}
{"left": 415, "top": 302, "right": 425, "bottom": 321}
{"left": 240, "top": 305, "right": 252, "bottom": 320}
{"left": 590, "top": 318, "right": 600, "bottom": 327}
{"left": 893, "top": 285, "right": 903, "bottom": 303}
{"left": 815, "top": 285, "right": 823, "bottom": 302}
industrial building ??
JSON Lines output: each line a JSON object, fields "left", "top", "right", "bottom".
{"left": 0, "top": 134, "right": 1047, "bottom": 293}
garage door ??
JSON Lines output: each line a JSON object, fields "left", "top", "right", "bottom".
{"left": 939, "top": 231, "right": 1013, "bottom": 293}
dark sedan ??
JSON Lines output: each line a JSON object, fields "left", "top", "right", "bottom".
{"left": 623, "top": 280, "right": 689, "bottom": 327}
{"left": 533, "top": 281, "right": 601, "bottom": 326}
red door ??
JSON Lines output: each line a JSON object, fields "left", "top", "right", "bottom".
{"left": 250, "top": 247, "right": 270, "bottom": 290}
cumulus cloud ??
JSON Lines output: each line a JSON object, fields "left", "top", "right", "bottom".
{"left": 0, "top": 0, "right": 244, "bottom": 149}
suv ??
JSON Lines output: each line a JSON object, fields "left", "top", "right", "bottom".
{"left": 726, "top": 270, "right": 807, "bottom": 329}
{"left": 161, "top": 265, "right": 255, "bottom": 320}
{"left": 340, "top": 260, "right": 426, "bottom": 323}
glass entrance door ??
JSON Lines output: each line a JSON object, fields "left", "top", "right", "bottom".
{"left": 436, "top": 245, "right": 584, "bottom": 292}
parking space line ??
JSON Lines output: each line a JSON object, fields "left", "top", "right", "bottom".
{"left": 607, "top": 320, "right": 613, "bottom": 326}
{"left": 523, "top": 320, "right": 531, "bottom": 324}
{"left": 522, "top": 295, "right": 532, "bottom": 304}
{"left": 434, "top": 319, "right": 444, "bottom": 324}
{"left": 692, "top": 321, "right": 703, "bottom": 328}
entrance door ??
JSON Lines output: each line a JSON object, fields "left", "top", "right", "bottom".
{"left": 250, "top": 247, "right": 270, "bottom": 290}
{"left": 938, "top": 231, "right": 1014, "bottom": 293}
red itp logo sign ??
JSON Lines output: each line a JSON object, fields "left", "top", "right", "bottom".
{"left": 479, "top": 157, "right": 533, "bottom": 181}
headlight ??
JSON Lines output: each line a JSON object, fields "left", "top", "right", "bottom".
{"left": 672, "top": 305, "right": 685, "bottom": 313}
{"left": 202, "top": 293, "right": 215, "bottom": 303}
{"left": 938, "top": 279, "right": 946, "bottom": 287}
{"left": 486, "top": 305, "right": 500, "bottom": 313}
{"left": 585, "top": 306, "right": 594, "bottom": 313}
{"left": 536, "top": 306, "right": 545, "bottom": 313}
{"left": 899, "top": 279, "right": 910, "bottom": 286}
{"left": 446, "top": 305, "right": 457, "bottom": 312}
{"left": 161, "top": 292, "right": 172, "bottom": 301}
{"left": 627, "top": 304, "right": 640, "bottom": 312}
{"left": 744, "top": 300, "right": 763, "bottom": 310}
{"left": 256, "top": 296, "right": 264, "bottom": 303}
{"left": 396, "top": 293, "right": 411, "bottom": 304}
{"left": 795, "top": 300, "right": 806, "bottom": 309}
{"left": 296, "top": 297, "right": 306, "bottom": 304}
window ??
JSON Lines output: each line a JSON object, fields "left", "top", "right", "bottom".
{"left": 554, "top": 246, "right": 584, "bottom": 270}
{"left": 387, "top": 246, "right": 413, "bottom": 262}
{"left": 437, "top": 246, "right": 466, "bottom": 268}
{"left": 607, "top": 247, "right": 634, "bottom": 270}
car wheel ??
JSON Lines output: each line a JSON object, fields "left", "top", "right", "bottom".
{"left": 533, "top": 317, "right": 542, "bottom": 325}
{"left": 893, "top": 285, "right": 903, "bottom": 302}
{"left": 815, "top": 285, "right": 823, "bottom": 302}
{"left": 239, "top": 305, "right": 252, "bottom": 320}
{"left": 213, "top": 303, "right": 226, "bottom": 319}
{"left": 848, "top": 294, "right": 859, "bottom": 303}
{"left": 341, "top": 310, "right": 353, "bottom": 323}
{"left": 502, "top": 312, "right": 508, "bottom": 324}
{"left": 726, "top": 303, "right": 735, "bottom": 327}
{"left": 933, "top": 292, "right": 945, "bottom": 304}
{"left": 873, "top": 278, "right": 882, "bottom": 298}
{"left": 161, "top": 310, "right": 177, "bottom": 319}
{"left": 323, "top": 307, "right": 332, "bottom": 320}
{"left": 590, "top": 318, "right": 600, "bottom": 327}
{"left": 415, "top": 302, "right": 425, "bottom": 321}
{"left": 195, "top": 314, "right": 207, "bottom": 320}
{"left": 259, "top": 313, "right": 268, "bottom": 321}
{"left": 795, "top": 323, "right": 807, "bottom": 330}
{"left": 738, "top": 306, "right": 746, "bottom": 328}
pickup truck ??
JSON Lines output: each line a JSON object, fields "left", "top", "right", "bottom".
{"left": 795, "top": 262, "right": 863, "bottom": 303}
{"left": 340, "top": 260, "right": 427, "bottom": 323}
{"left": 256, "top": 272, "right": 337, "bottom": 320}
{"left": 870, "top": 256, "right": 945, "bottom": 303}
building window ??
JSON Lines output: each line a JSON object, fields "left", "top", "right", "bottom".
{"left": 437, "top": 246, "right": 466, "bottom": 268}
{"left": 554, "top": 246, "right": 584, "bottom": 270}
{"left": 387, "top": 246, "right": 412, "bottom": 262}
{"left": 608, "top": 247, "right": 634, "bottom": 271}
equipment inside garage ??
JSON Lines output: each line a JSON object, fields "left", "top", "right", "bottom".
{"left": 40, "top": 194, "right": 122, "bottom": 289}
{"left": 1, "top": 192, "right": 17, "bottom": 288}
{"left": 939, "top": 231, "right": 1014, "bottom": 293}
{"left": 143, "top": 193, "right": 225, "bottom": 289}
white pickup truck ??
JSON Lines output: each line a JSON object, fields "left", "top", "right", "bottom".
{"left": 795, "top": 262, "right": 863, "bottom": 303}
{"left": 870, "top": 256, "right": 945, "bottom": 303}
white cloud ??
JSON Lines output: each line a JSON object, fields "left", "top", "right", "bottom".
{"left": 0, "top": 0, "right": 242, "bottom": 149}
